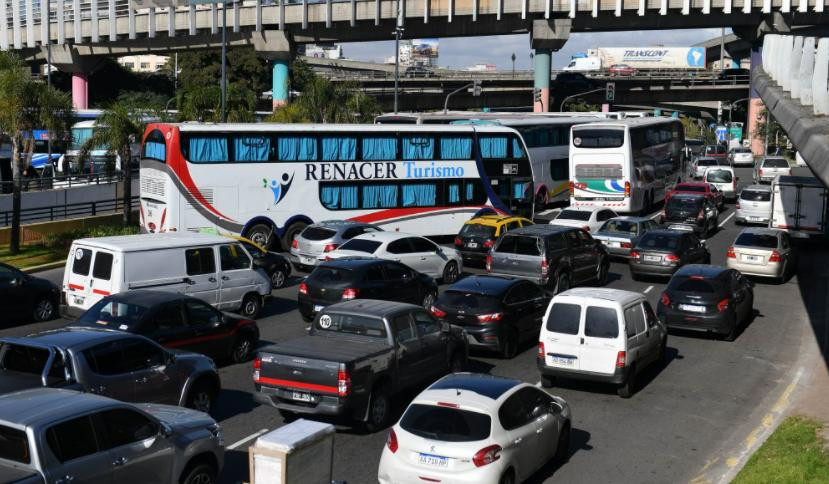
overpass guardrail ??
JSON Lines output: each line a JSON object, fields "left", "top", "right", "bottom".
{"left": 0, "top": 196, "right": 139, "bottom": 227}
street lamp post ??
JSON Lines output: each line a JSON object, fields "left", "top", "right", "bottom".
{"left": 393, "top": 0, "right": 403, "bottom": 114}
{"left": 221, "top": 0, "right": 227, "bottom": 122}
{"left": 511, "top": 53, "right": 516, "bottom": 79}
{"left": 46, "top": 3, "right": 52, "bottom": 167}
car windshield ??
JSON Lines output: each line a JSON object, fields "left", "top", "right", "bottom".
{"left": 459, "top": 224, "right": 496, "bottom": 238}
{"left": 696, "top": 158, "right": 717, "bottom": 166}
{"left": 75, "top": 299, "right": 150, "bottom": 330}
{"left": 314, "top": 313, "right": 387, "bottom": 338}
{"left": 308, "top": 267, "right": 356, "bottom": 284}
{"left": 400, "top": 404, "right": 491, "bottom": 442}
{"left": 600, "top": 220, "right": 639, "bottom": 235}
{"left": 740, "top": 190, "right": 771, "bottom": 202}
{"left": 557, "top": 210, "right": 591, "bottom": 221}
{"left": 436, "top": 291, "right": 501, "bottom": 313}
{"left": 734, "top": 148, "right": 751, "bottom": 154}
{"left": 735, "top": 233, "right": 779, "bottom": 248}
{"left": 667, "top": 197, "right": 703, "bottom": 211}
{"left": 301, "top": 226, "right": 337, "bottom": 241}
{"left": 676, "top": 184, "right": 706, "bottom": 193}
{"left": 706, "top": 170, "right": 733, "bottom": 183}
{"left": 637, "top": 233, "right": 680, "bottom": 250}
{"left": 704, "top": 146, "right": 725, "bottom": 155}
{"left": 668, "top": 277, "right": 718, "bottom": 293}
{"left": 0, "top": 425, "right": 30, "bottom": 464}
{"left": 338, "top": 239, "right": 382, "bottom": 254}
{"left": 763, "top": 158, "right": 789, "bottom": 168}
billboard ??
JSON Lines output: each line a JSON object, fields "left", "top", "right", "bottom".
{"left": 597, "top": 47, "right": 706, "bottom": 69}
{"left": 411, "top": 38, "right": 439, "bottom": 65}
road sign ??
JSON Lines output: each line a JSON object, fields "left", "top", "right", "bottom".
{"left": 715, "top": 125, "right": 728, "bottom": 143}
{"left": 605, "top": 82, "right": 615, "bottom": 102}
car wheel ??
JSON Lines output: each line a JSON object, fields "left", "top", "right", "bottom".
{"left": 449, "top": 351, "right": 467, "bottom": 373}
{"left": 365, "top": 386, "right": 391, "bottom": 432}
{"left": 631, "top": 272, "right": 642, "bottom": 282}
{"left": 554, "top": 422, "right": 571, "bottom": 463}
{"left": 540, "top": 375, "right": 555, "bottom": 388}
{"left": 246, "top": 223, "right": 274, "bottom": 250}
{"left": 186, "top": 381, "right": 216, "bottom": 414}
{"left": 554, "top": 271, "right": 571, "bottom": 294}
{"left": 617, "top": 366, "right": 636, "bottom": 398}
{"left": 270, "top": 268, "right": 288, "bottom": 289}
{"left": 595, "top": 259, "right": 609, "bottom": 286}
{"left": 230, "top": 334, "right": 255, "bottom": 364}
{"left": 501, "top": 329, "right": 519, "bottom": 359}
{"left": 181, "top": 463, "right": 216, "bottom": 484}
{"left": 240, "top": 294, "right": 262, "bottom": 319}
{"left": 422, "top": 291, "right": 436, "bottom": 309}
{"left": 723, "top": 316, "right": 738, "bottom": 342}
{"left": 32, "top": 297, "right": 56, "bottom": 322}
{"left": 499, "top": 469, "right": 516, "bottom": 484}
{"left": 442, "top": 261, "right": 459, "bottom": 284}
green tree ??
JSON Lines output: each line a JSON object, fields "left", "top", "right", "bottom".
{"left": 176, "top": 84, "right": 257, "bottom": 122}
{"left": 0, "top": 52, "right": 73, "bottom": 254}
{"left": 752, "top": 107, "right": 789, "bottom": 155}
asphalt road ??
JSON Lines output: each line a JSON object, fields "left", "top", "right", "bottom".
{"left": 13, "top": 165, "right": 820, "bottom": 484}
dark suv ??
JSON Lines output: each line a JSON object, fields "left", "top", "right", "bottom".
{"left": 298, "top": 258, "right": 439, "bottom": 322}
{"left": 663, "top": 194, "right": 718, "bottom": 236}
{"left": 486, "top": 225, "right": 609, "bottom": 294}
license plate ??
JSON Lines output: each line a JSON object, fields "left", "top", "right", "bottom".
{"left": 644, "top": 255, "right": 661, "bottom": 262}
{"left": 742, "top": 254, "right": 761, "bottom": 263}
{"left": 748, "top": 216, "right": 762, "bottom": 221}
{"left": 418, "top": 454, "right": 448, "bottom": 468}
{"left": 291, "top": 391, "right": 311, "bottom": 403}
{"left": 73, "top": 296, "right": 84, "bottom": 305}
{"left": 679, "top": 304, "right": 706, "bottom": 313}
{"left": 609, "top": 241, "right": 620, "bottom": 248}
{"left": 313, "top": 304, "right": 324, "bottom": 312}
{"left": 467, "top": 242, "right": 478, "bottom": 248}
{"left": 550, "top": 356, "right": 574, "bottom": 367}
{"left": 301, "top": 255, "right": 316, "bottom": 265}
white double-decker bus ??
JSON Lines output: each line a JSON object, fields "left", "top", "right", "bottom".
{"left": 139, "top": 123, "right": 534, "bottom": 249}
{"left": 569, "top": 117, "right": 685, "bottom": 214}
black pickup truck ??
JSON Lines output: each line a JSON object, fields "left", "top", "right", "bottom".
{"left": 253, "top": 299, "right": 468, "bottom": 431}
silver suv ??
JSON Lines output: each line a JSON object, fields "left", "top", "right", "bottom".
{"left": 290, "top": 220, "right": 382, "bottom": 271}
{"left": 0, "top": 388, "right": 224, "bottom": 484}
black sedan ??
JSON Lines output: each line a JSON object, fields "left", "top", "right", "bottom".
{"left": 298, "top": 258, "right": 438, "bottom": 322}
{"left": 663, "top": 194, "right": 718, "bottom": 237}
{"left": 0, "top": 262, "right": 59, "bottom": 323}
{"left": 657, "top": 265, "right": 754, "bottom": 341}
{"left": 70, "top": 290, "right": 260, "bottom": 363}
{"left": 630, "top": 229, "right": 710, "bottom": 280}
{"left": 238, "top": 237, "right": 292, "bottom": 289}
{"left": 429, "top": 275, "right": 550, "bottom": 358}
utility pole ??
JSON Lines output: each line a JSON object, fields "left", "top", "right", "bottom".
{"left": 511, "top": 53, "right": 516, "bottom": 79}
{"left": 221, "top": 0, "right": 227, "bottom": 122}
{"left": 46, "top": 2, "right": 52, "bottom": 168}
{"left": 393, "top": 0, "right": 403, "bottom": 114}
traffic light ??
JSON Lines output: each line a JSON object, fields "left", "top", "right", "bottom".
{"left": 605, "top": 82, "right": 615, "bottom": 102}
{"left": 534, "top": 88, "right": 542, "bottom": 103}
{"left": 472, "top": 80, "right": 482, "bottom": 97}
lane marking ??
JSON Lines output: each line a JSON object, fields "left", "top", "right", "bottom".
{"left": 227, "top": 428, "right": 269, "bottom": 450}
{"left": 718, "top": 212, "right": 735, "bottom": 228}
{"left": 643, "top": 285, "right": 653, "bottom": 294}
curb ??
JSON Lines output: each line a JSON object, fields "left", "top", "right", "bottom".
{"left": 20, "top": 260, "right": 65, "bottom": 274}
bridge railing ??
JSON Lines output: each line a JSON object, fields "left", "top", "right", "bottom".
{"left": 762, "top": 34, "right": 829, "bottom": 116}
{"left": 0, "top": 170, "right": 128, "bottom": 195}
{"left": 0, "top": 195, "right": 138, "bottom": 227}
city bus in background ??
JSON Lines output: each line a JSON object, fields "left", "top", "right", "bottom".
{"left": 59, "top": 111, "right": 144, "bottom": 176}
{"left": 569, "top": 117, "right": 685, "bottom": 214}
{"left": 138, "top": 123, "right": 534, "bottom": 250}
{"left": 376, "top": 111, "right": 603, "bottom": 209}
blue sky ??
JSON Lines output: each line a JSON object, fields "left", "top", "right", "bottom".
{"left": 341, "top": 28, "right": 725, "bottom": 70}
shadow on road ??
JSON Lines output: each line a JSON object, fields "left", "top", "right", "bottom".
{"left": 213, "top": 389, "right": 259, "bottom": 423}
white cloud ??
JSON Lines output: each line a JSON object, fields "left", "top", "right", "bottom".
{"left": 340, "top": 28, "right": 727, "bottom": 70}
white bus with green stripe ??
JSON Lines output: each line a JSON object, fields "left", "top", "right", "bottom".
{"left": 569, "top": 117, "right": 685, "bottom": 214}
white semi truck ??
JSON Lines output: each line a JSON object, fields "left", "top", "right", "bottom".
{"left": 563, "top": 47, "right": 707, "bottom": 72}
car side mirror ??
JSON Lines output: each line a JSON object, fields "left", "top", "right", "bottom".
{"left": 531, "top": 405, "right": 547, "bottom": 419}
{"left": 9, "top": 277, "right": 21, "bottom": 287}
{"left": 159, "top": 422, "right": 173, "bottom": 438}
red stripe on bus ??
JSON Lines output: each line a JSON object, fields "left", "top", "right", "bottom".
{"left": 255, "top": 376, "right": 339, "bottom": 394}
{"left": 169, "top": 155, "right": 236, "bottom": 222}
{"left": 68, "top": 284, "right": 84, "bottom": 291}
{"left": 92, "top": 289, "right": 110, "bottom": 296}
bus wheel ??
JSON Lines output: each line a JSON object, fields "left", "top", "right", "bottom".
{"left": 246, "top": 224, "right": 274, "bottom": 249}
{"left": 281, "top": 222, "right": 307, "bottom": 252}
{"left": 534, "top": 189, "right": 548, "bottom": 213}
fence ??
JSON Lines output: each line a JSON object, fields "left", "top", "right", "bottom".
{"left": 0, "top": 171, "right": 127, "bottom": 195}
{"left": 0, "top": 196, "right": 138, "bottom": 227}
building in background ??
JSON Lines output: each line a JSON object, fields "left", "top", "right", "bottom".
{"left": 117, "top": 54, "right": 169, "bottom": 73}
{"left": 300, "top": 43, "right": 345, "bottom": 59}
{"left": 384, "top": 38, "right": 439, "bottom": 67}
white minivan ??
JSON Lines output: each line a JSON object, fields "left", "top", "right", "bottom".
{"left": 537, "top": 288, "right": 667, "bottom": 398}
{"left": 62, "top": 233, "right": 271, "bottom": 318}
{"left": 703, "top": 166, "right": 738, "bottom": 202}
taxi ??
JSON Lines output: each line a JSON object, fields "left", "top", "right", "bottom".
{"left": 453, "top": 215, "right": 534, "bottom": 264}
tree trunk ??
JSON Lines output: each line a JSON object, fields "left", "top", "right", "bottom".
{"left": 122, "top": 146, "right": 132, "bottom": 226}
{"left": 9, "top": 137, "right": 22, "bottom": 254}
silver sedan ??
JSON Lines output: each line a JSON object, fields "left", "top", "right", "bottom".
{"left": 726, "top": 228, "right": 796, "bottom": 283}
{"left": 290, "top": 220, "right": 382, "bottom": 270}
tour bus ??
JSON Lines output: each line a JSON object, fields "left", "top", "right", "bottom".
{"left": 139, "top": 123, "right": 534, "bottom": 250}
{"left": 59, "top": 119, "right": 143, "bottom": 175}
{"left": 569, "top": 117, "right": 685, "bottom": 214}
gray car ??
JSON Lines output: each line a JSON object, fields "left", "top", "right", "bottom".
{"left": 593, "top": 216, "right": 659, "bottom": 258}
{"left": 290, "top": 220, "right": 382, "bottom": 271}
{"left": 754, "top": 156, "right": 792, "bottom": 184}
{"left": 736, "top": 184, "right": 773, "bottom": 225}
{"left": 0, "top": 328, "right": 221, "bottom": 414}
{"left": 0, "top": 388, "right": 224, "bottom": 484}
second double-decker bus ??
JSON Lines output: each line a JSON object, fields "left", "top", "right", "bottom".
{"left": 569, "top": 117, "right": 685, "bottom": 214}
{"left": 139, "top": 123, "right": 534, "bottom": 250}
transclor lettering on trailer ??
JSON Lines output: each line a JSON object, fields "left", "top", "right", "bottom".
{"left": 304, "top": 161, "right": 466, "bottom": 181}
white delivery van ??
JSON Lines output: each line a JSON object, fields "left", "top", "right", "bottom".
{"left": 563, "top": 56, "right": 602, "bottom": 71}
{"left": 62, "top": 233, "right": 271, "bottom": 318}
{"left": 537, "top": 287, "right": 667, "bottom": 398}
{"left": 770, "top": 175, "right": 828, "bottom": 238}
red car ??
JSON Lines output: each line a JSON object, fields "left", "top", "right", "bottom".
{"left": 665, "top": 182, "right": 724, "bottom": 209}
{"left": 702, "top": 145, "right": 729, "bottom": 160}
{"left": 608, "top": 64, "right": 637, "bottom": 76}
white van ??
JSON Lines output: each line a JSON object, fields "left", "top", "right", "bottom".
{"left": 537, "top": 287, "right": 667, "bottom": 398}
{"left": 563, "top": 56, "right": 601, "bottom": 71}
{"left": 703, "top": 166, "right": 738, "bottom": 201}
{"left": 62, "top": 233, "right": 271, "bottom": 318}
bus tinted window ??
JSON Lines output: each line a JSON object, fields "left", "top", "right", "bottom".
{"left": 321, "top": 137, "right": 357, "bottom": 161}
{"left": 143, "top": 130, "right": 166, "bottom": 162}
{"left": 189, "top": 136, "right": 228, "bottom": 162}
{"left": 320, "top": 179, "right": 486, "bottom": 211}
{"left": 234, "top": 135, "right": 271, "bottom": 162}
{"left": 440, "top": 137, "right": 472, "bottom": 159}
{"left": 403, "top": 136, "right": 435, "bottom": 160}
{"left": 362, "top": 136, "right": 397, "bottom": 160}
{"left": 279, "top": 136, "right": 317, "bottom": 161}
{"left": 573, "top": 129, "right": 624, "bottom": 148}
{"left": 479, "top": 136, "right": 508, "bottom": 158}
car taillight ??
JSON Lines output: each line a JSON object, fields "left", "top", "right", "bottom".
{"left": 454, "top": 237, "right": 463, "bottom": 246}
{"left": 630, "top": 250, "right": 641, "bottom": 259}
{"left": 665, "top": 254, "right": 680, "bottom": 262}
{"left": 621, "top": 242, "right": 632, "bottom": 248}
{"left": 472, "top": 444, "right": 502, "bottom": 467}
{"left": 337, "top": 366, "right": 351, "bottom": 396}
{"left": 569, "top": 181, "right": 574, "bottom": 196}
{"left": 253, "top": 357, "right": 261, "bottom": 381}
{"left": 298, "top": 282, "right": 308, "bottom": 295}
{"left": 768, "top": 250, "right": 781, "bottom": 262}
{"left": 477, "top": 313, "right": 503, "bottom": 322}
{"left": 486, "top": 255, "right": 492, "bottom": 272}
{"left": 386, "top": 429, "right": 398, "bottom": 453}
{"left": 697, "top": 210, "right": 704, "bottom": 221}
{"left": 323, "top": 243, "right": 339, "bottom": 252}
{"left": 430, "top": 306, "right": 447, "bottom": 318}
{"left": 342, "top": 288, "right": 359, "bottom": 300}
{"left": 727, "top": 246, "right": 736, "bottom": 258}
{"left": 624, "top": 181, "right": 631, "bottom": 198}
{"left": 615, "top": 351, "right": 627, "bottom": 368}
{"left": 291, "top": 239, "right": 299, "bottom": 249}
{"left": 736, "top": 201, "right": 741, "bottom": 209}
{"left": 717, "top": 298, "right": 729, "bottom": 312}
{"left": 538, "top": 342, "right": 545, "bottom": 359}
{"left": 541, "top": 259, "right": 549, "bottom": 277}
{"left": 483, "top": 239, "right": 495, "bottom": 248}
{"left": 660, "top": 292, "right": 670, "bottom": 307}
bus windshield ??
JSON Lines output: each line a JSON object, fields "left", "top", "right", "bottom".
{"left": 573, "top": 129, "right": 624, "bottom": 148}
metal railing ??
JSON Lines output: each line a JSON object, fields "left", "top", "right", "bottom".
{"left": 0, "top": 195, "right": 138, "bottom": 227}
{"left": 0, "top": 171, "right": 128, "bottom": 194}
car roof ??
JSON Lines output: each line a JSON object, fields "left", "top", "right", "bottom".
{"left": 557, "top": 287, "right": 643, "bottom": 305}
{"left": 676, "top": 182, "right": 709, "bottom": 188}
{"left": 314, "top": 220, "right": 373, "bottom": 229}
{"left": 323, "top": 299, "right": 420, "bottom": 318}
{"left": 103, "top": 289, "right": 190, "bottom": 306}
{"left": 560, "top": 206, "right": 603, "bottom": 213}
{"left": 350, "top": 231, "right": 422, "bottom": 242}
{"left": 705, "top": 166, "right": 734, "bottom": 171}
{"left": 505, "top": 225, "right": 574, "bottom": 236}
{"left": 3, "top": 328, "right": 133, "bottom": 350}
{"left": 696, "top": 156, "right": 718, "bottom": 161}
{"left": 607, "top": 215, "right": 650, "bottom": 223}
{"left": 674, "top": 264, "right": 729, "bottom": 278}
{"left": 425, "top": 373, "right": 523, "bottom": 401}
{"left": 669, "top": 193, "right": 706, "bottom": 201}
{"left": 72, "top": 233, "right": 231, "bottom": 252}
{"left": 445, "top": 275, "right": 519, "bottom": 296}
{"left": 0, "top": 388, "right": 116, "bottom": 429}
{"left": 318, "top": 258, "right": 387, "bottom": 270}
{"left": 644, "top": 229, "right": 687, "bottom": 238}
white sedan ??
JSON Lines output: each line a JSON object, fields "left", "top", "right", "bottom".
{"left": 549, "top": 206, "right": 618, "bottom": 233}
{"left": 378, "top": 373, "right": 571, "bottom": 484}
{"left": 325, "top": 231, "right": 463, "bottom": 283}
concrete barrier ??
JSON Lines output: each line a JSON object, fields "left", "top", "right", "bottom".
{"left": 816, "top": 39, "right": 829, "bottom": 116}
{"left": 799, "top": 37, "right": 815, "bottom": 106}
{"left": 789, "top": 36, "right": 803, "bottom": 99}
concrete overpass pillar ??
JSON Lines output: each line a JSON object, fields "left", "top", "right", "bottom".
{"left": 253, "top": 31, "right": 293, "bottom": 110}
{"left": 748, "top": 45, "right": 765, "bottom": 156}
{"left": 72, "top": 73, "right": 89, "bottom": 110}
{"left": 43, "top": 45, "right": 104, "bottom": 110}
{"left": 531, "top": 19, "right": 570, "bottom": 112}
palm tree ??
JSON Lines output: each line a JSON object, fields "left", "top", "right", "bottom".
{"left": 177, "top": 83, "right": 257, "bottom": 123}
{"left": 79, "top": 102, "right": 149, "bottom": 226}
{"left": 0, "top": 52, "right": 72, "bottom": 254}
{"left": 267, "top": 75, "right": 380, "bottom": 124}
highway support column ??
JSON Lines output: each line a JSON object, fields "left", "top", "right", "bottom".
{"left": 254, "top": 31, "right": 294, "bottom": 111}
{"left": 531, "top": 19, "right": 570, "bottom": 112}
{"left": 748, "top": 45, "right": 765, "bottom": 156}
{"left": 45, "top": 45, "right": 104, "bottom": 110}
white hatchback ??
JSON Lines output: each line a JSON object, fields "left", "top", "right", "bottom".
{"left": 736, "top": 184, "right": 772, "bottom": 225}
{"left": 325, "top": 231, "right": 463, "bottom": 283}
{"left": 378, "top": 373, "right": 571, "bottom": 484}
{"left": 703, "top": 166, "right": 738, "bottom": 201}
{"left": 549, "top": 206, "right": 618, "bottom": 234}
